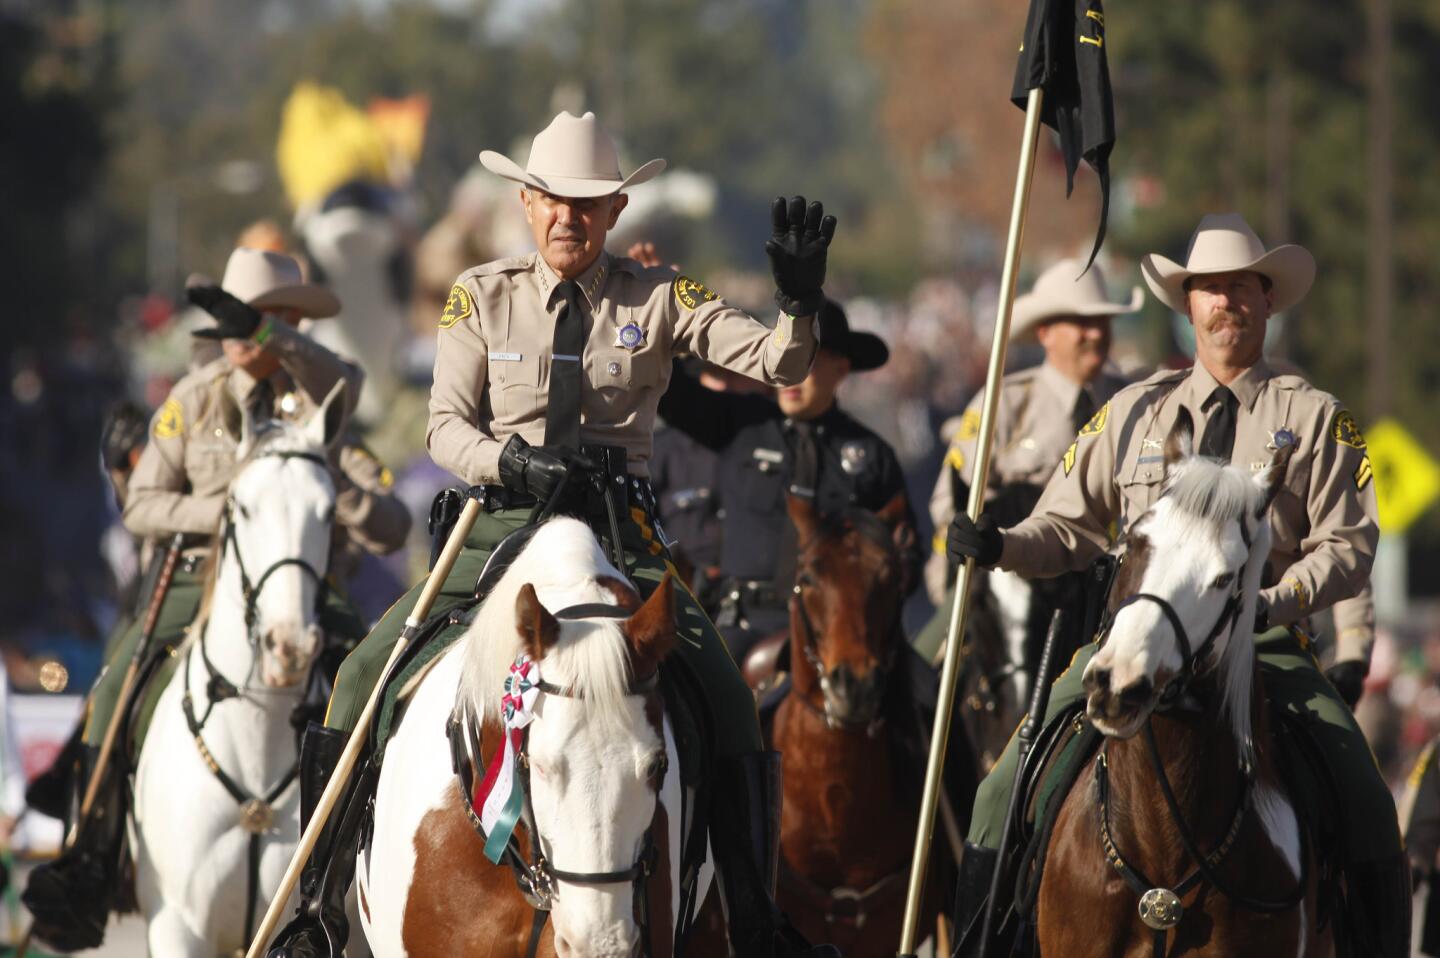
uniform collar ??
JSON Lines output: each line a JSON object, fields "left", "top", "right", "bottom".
{"left": 1184, "top": 357, "right": 1273, "bottom": 412}
{"left": 534, "top": 250, "right": 611, "bottom": 310}
{"left": 227, "top": 364, "right": 294, "bottom": 409}
{"left": 1036, "top": 361, "right": 1088, "bottom": 411}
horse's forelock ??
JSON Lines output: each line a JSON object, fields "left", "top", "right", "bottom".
{"left": 1163, "top": 459, "right": 1265, "bottom": 529}
{"left": 460, "top": 519, "right": 636, "bottom": 730}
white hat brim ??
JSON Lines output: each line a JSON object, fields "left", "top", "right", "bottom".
{"left": 479, "top": 151, "right": 666, "bottom": 198}
{"left": 249, "top": 285, "right": 341, "bottom": 319}
{"left": 1141, "top": 245, "right": 1316, "bottom": 315}
{"left": 1009, "top": 285, "right": 1143, "bottom": 342}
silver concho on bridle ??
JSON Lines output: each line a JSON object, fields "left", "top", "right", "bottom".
{"left": 1138, "top": 886, "right": 1183, "bottom": 930}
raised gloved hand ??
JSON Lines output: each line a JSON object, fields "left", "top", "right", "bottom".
{"left": 1325, "top": 660, "right": 1367, "bottom": 711}
{"left": 498, "top": 435, "right": 593, "bottom": 502}
{"left": 945, "top": 512, "right": 1003, "bottom": 569}
{"left": 188, "top": 285, "right": 262, "bottom": 340}
{"left": 764, "top": 195, "right": 837, "bottom": 317}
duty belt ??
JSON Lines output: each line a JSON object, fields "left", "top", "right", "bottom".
{"left": 722, "top": 579, "right": 787, "bottom": 611}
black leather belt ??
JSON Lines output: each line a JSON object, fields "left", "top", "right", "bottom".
{"left": 722, "top": 578, "right": 786, "bottom": 610}
{"left": 476, "top": 476, "right": 658, "bottom": 516}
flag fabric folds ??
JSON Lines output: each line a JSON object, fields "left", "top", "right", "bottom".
{"left": 1012, "top": 0, "right": 1115, "bottom": 269}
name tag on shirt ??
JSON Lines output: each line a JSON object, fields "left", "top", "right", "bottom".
{"left": 489, "top": 352, "right": 523, "bottom": 362}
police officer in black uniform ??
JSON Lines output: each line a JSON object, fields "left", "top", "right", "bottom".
{"left": 659, "top": 299, "right": 922, "bottom": 665}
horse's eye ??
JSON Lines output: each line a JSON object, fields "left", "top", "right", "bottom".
{"left": 795, "top": 572, "right": 814, "bottom": 589}
{"left": 1212, "top": 572, "right": 1234, "bottom": 590}
{"left": 645, "top": 754, "right": 669, "bottom": 783}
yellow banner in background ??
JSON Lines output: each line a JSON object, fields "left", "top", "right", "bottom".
{"left": 1366, "top": 418, "right": 1440, "bottom": 534}
{"left": 276, "top": 82, "right": 393, "bottom": 208}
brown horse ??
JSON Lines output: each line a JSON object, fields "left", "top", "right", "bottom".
{"left": 770, "top": 495, "right": 972, "bottom": 956}
{"left": 1037, "top": 416, "right": 1328, "bottom": 956}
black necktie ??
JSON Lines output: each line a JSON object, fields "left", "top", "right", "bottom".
{"left": 1072, "top": 388, "right": 1097, "bottom": 435}
{"left": 775, "top": 419, "right": 820, "bottom": 588}
{"left": 1199, "top": 386, "right": 1239, "bottom": 463}
{"left": 543, "top": 280, "right": 583, "bottom": 451}
{"left": 250, "top": 378, "right": 275, "bottom": 422}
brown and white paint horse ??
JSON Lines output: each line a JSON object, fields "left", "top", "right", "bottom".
{"left": 1038, "top": 411, "right": 1328, "bottom": 956}
{"left": 357, "top": 518, "right": 709, "bottom": 957}
{"left": 772, "top": 495, "right": 958, "bottom": 955}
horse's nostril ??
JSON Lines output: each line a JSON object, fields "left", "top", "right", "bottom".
{"left": 1087, "top": 667, "right": 1111, "bottom": 693}
{"left": 1119, "top": 678, "right": 1154, "bottom": 709}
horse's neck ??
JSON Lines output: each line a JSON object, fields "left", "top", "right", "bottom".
{"left": 200, "top": 555, "right": 264, "bottom": 685}
{"left": 1105, "top": 684, "right": 1255, "bottom": 885}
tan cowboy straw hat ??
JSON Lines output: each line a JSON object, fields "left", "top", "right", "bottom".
{"left": 479, "top": 111, "right": 666, "bottom": 199}
{"left": 220, "top": 247, "right": 340, "bottom": 318}
{"left": 1011, "top": 257, "right": 1143, "bottom": 341}
{"left": 1140, "top": 213, "right": 1316, "bottom": 315}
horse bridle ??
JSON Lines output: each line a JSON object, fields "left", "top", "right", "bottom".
{"left": 1094, "top": 514, "right": 1308, "bottom": 956}
{"left": 1106, "top": 516, "right": 1252, "bottom": 707}
{"left": 178, "top": 449, "right": 334, "bottom": 941}
{"left": 791, "top": 579, "right": 899, "bottom": 736}
{"left": 447, "top": 600, "right": 668, "bottom": 958}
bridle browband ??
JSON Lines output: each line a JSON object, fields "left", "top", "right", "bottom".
{"left": 1094, "top": 510, "right": 1308, "bottom": 955}
{"left": 447, "top": 600, "right": 668, "bottom": 958}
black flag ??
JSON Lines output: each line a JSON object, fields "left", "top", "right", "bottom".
{"left": 1012, "top": 0, "right": 1115, "bottom": 270}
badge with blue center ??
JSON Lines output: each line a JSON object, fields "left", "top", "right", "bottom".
{"left": 1268, "top": 428, "right": 1296, "bottom": 452}
{"left": 615, "top": 322, "right": 646, "bottom": 351}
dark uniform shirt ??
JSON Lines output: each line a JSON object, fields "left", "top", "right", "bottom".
{"left": 659, "top": 364, "right": 922, "bottom": 589}
{"left": 649, "top": 423, "right": 722, "bottom": 575}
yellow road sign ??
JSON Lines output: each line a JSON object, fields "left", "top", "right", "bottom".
{"left": 1366, "top": 418, "right": 1440, "bottom": 534}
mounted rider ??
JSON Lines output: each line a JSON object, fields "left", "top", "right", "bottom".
{"left": 23, "top": 248, "right": 411, "bottom": 953}
{"left": 946, "top": 214, "right": 1408, "bottom": 956}
{"left": 267, "top": 110, "right": 841, "bottom": 957}
{"left": 914, "top": 258, "right": 1136, "bottom": 676}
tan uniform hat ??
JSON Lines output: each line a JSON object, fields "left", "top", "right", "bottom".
{"left": 220, "top": 247, "right": 340, "bottom": 319}
{"left": 479, "top": 111, "right": 666, "bottom": 199}
{"left": 1011, "top": 257, "right": 1143, "bottom": 341}
{"left": 1140, "top": 212, "right": 1316, "bottom": 315}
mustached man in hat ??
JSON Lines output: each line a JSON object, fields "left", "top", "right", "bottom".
{"left": 659, "top": 299, "right": 922, "bottom": 666}
{"left": 268, "top": 111, "right": 841, "bottom": 957}
{"left": 23, "top": 248, "right": 411, "bottom": 952}
{"left": 914, "top": 259, "right": 1138, "bottom": 688}
{"left": 943, "top": 214, "right": 1406, "bottom": 956}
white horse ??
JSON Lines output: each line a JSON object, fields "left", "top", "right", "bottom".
{"left": 358, "top": 518, "right": 712, "bottom": 958}
{"left": 132, "top": 385, "right": 352, "bottom": 956}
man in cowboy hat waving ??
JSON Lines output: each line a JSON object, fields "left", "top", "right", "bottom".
{"left": 271, "top": 111, "right": 840, "bottom": 957}
{"left": 23, "top": 248, "right": 410, "bottom": 952}
{"left": 914, "top": 258, "right": 1138, "bottom": 672}
{"left": 945, "top": 213, "right": 1406, "bottom": 956}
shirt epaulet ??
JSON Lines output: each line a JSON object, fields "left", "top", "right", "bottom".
{"left": 460, "top": 255, "right": 533, "bottom": 283}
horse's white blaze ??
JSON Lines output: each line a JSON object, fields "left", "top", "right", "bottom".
{"left": 132, "top": 421, "right": 343, "bottom": 957}
{"left": 363, "top": 519, "right": 703, "bottom": 958}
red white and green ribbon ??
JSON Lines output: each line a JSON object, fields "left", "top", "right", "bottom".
{"left": 475, "top": 653, "right": 542, "bottom": 864}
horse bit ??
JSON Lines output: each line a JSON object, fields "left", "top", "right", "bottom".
{"left": 1093, "top": 516, "right": 1307, "bottom": 956}
{"left": 447, "top": 600, "right": 668, "bottom": 958}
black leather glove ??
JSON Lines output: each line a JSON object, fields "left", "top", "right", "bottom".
{"left": 498, "top": 435, "right": 591, "bottom": 502}
{"left": 188, "top": 285, "right": 263, "bottom": 340}
{"left": 764, "top": 195, "right": 837, "bottom": 317}
{"left": 945, "top": 512, "right": 1003, "bottom": 568}
{"left": 1325, "top": 660, "right": 1367, "bottom": 711}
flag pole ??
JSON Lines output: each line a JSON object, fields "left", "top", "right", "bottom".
{"left": 897, "top": 85, "right": 1046, "bottom": 957}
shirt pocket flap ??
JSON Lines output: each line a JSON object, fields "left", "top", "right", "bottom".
{"left": 491, "top": 353, "right": 540, "bottom": 387}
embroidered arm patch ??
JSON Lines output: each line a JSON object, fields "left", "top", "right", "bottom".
{"left": 153, "top": 397, "right": 184, "bottom": 439}
{"left": 439, "top": 284, "right": 472, "bottom": 329}
{"left": 673, "top": 275, "right": 717, "bottom": 311}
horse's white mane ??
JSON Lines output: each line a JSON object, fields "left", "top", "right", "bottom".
{"left": 458, "top": 518, "right": 637, "bottom": 731}
{"left": 240, "top": 419, "right": 325, "bottom": 465}
{"left": 1161, "top": 458, "right": 1272, "bottom": 756}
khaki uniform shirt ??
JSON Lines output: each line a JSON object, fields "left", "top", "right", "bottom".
{"left": 923, "top": 364, "right": 1127, "bottom": 600}
{"left": 999, "top": 359, "right": 1378, "bottom": 653}
{"left": 427, "top": 251, "right": 818, "bottom": 485}
{"left": 124, "top": 323, "right": 410, "bottom": 571}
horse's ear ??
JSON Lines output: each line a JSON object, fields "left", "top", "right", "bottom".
{"left": 1163, "top": 407, "right": 1195, "bottom": 478}
{"left": 627, "top": 572, "right": 677, "bottom": 677}
{"left": 516, "top": 583, "right": 560, "bottom": 660}
{"left": 1253, "top": 442, "right": 1295, "bottom": 519}
{"left": 785, "top": 493, "right": 820, "bottom": 547}
{"left": 306, "top": 379, "right": 350, "bottom": 451}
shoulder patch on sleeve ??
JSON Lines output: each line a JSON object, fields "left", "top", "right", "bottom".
{"left": 438, "top": 284, "right": 472, "bottom": 330}
{"left": 673, "top": 275, "right": 718, "bottom": 311}
{"left": 1078, "top": 401, "right": 1110, "bottom": 437}
{"left": 957, "top": 408, "right": 982, "bottom": 441}
{"left": 1062, "top": 440, "right": 1079, "bottom": 476}
{"left": 1331, "top": 408, "right": 1367, "bottom": 450}
{"left": 154, "top": 397, "right": 184, "bottom": 439}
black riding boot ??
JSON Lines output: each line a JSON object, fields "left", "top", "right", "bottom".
{"left": 951, "top": 841, "right": 1020, "bottom": 958}
{"left": 1343, "top": 853, "right": 1411, "bottom": 957}
{"left": 267, "top": 724, "right": 365, "bottom": 958}
{"left": 25, "top": 720, "right": 84, "bottom": 820}
{"left": 22, "top": 746, "right": 124, "bottom": 952}
{"left": 710, "top": 751, "right": 840, "bottom": 958}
